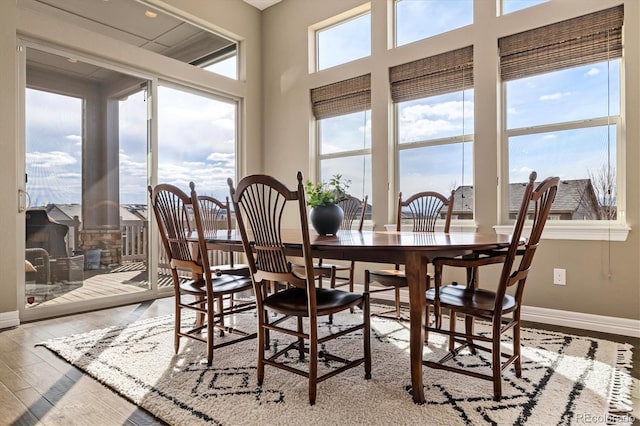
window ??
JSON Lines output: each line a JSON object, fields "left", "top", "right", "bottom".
{"left": 316, "top": 12, "right": 371, "bottom": 71}
{"left": 158, "top": 84, "right": 238, "bottom": 201}
{"left": 502, "top": 0, "right": 548, "bottom": 15}
{"left": 311, "top": 75, "right": 372, "bottom": 206}
{"left": 395, "top": 0, "right": 473, "bottom": 47}
{"left": 391, "top": 46, "right": 474, "bottom": 219}
{"left": 500, "top": 6, "right": 623, "bottom": 222}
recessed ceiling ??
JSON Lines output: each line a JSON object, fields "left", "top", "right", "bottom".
{"left": 243, "top": 0, "right": 282, "bottom": 11}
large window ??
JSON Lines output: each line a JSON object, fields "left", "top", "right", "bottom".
{"left": 311, "top": 75, "right": 372, "bottom": 207}
{"left": 315, "top": 11, "right": 371, "bottom": 71}
{"left": 395, "top": 0, "right": 473, "bottom": 47}
{"left": 318, "top": 111, "right": 372, "bottom": 202}
{"left": 392, "top": 47, "right": 474, "bottom": 219}
{"left": 500, "top": 6, "right": 623, "bottom": 221}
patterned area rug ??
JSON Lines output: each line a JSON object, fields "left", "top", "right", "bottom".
{"left": 37, "top": 309, "right": 633, "bottom": 425}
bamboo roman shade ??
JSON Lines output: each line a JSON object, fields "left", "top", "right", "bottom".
{"left": 499, "top": 5, "right": 623, "bottom": 81}
{"left": 389, "top": 45, "right": 473, "bottom": 103}
{"left": 311, "top": 74, "right": 371, "bottom": 119}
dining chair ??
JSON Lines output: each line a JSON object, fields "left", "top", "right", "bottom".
{"left": 196, "top": 194, "right": 252, "bottom": 335}
{"left": 424, "top": 172, "right": 559, "bottom": 400}
{"left": 293, "top": 194, "right": 368, "bottom": 322}
{"left": 364, "top": 190, "right": 454, "bottom": 320}
{"left": 148, "top": 182, "right": 256, "bottom": 366}
{"left": 196, "top": 194, "right": 250, "bottom": 276}
{"left": 228, "top": 172, "right": 371, "bottom": 405}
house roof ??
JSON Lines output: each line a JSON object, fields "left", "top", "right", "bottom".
{"left": 452, "top": 179, "right": 598, "bottom": 213}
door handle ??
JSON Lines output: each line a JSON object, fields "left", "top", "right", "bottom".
{"left": 18, "top": 189, "right": 31, "bottom": 212}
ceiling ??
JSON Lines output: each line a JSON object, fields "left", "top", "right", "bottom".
{"left": 243, "top": 0, "right": 282, "bottom": 10}
{"left": 20, "top": 0, "right": 240, "bottom": 83}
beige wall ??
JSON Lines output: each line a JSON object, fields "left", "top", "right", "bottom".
{"left": 260, "top": 0, "right": 640, "bottom": 320}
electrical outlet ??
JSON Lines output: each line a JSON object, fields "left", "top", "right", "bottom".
{"left": 553, "top": 268, "right": 566, "bottom": 285}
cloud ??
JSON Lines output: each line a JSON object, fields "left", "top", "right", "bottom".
{"left": 586, "top": 67, "right": 601, "bottom": 76}
{"left": 26, "top": 151, "right": 77, "bottom": 168}
{"left": 539, "top": 92, "right": 571, "bottom": 101}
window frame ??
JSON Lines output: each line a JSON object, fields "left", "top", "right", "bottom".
{"left": 312, "top": 6, "right": 372, "bottom": 72}
{"left": 315, "top": 109, "right": 373, "bottom": 223}
{"left": 498, "top": 69, "right": 628, "bottom": 241}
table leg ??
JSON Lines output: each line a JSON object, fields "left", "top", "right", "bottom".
{"left": 405, "top": 251, "right": 426, "bottom": 404}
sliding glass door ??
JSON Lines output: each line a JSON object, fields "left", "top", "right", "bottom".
{"left": 22, "top": 45, "right": 152, "bottom": 318}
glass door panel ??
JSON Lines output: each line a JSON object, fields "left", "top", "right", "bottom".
{"left": 157, "top": 84, "right": 238, "bottom": 274}
{"left": 23, "top": 46, "right": 151, "bottom": 312}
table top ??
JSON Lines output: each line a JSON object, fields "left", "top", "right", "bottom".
{"left": 198, "top": 229, "right": 514, "bottom": 262}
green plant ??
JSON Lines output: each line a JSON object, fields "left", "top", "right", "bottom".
{"left": 304, "top": 174, "right": 351, "bottom": 208}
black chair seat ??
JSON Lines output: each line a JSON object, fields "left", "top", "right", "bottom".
{"left": 264, "top": 287, "right": 363, "bottom": 317}
{"left": 180, "top": 274, "right": 252, "bottom": 296}
{"left": 426, "top": 284, "right": 517, "bottom": 315}
{"left": 213, "top": 263, "right": 251, "bottom": 276}
{"left": 368, "top": 268, "right": 407, "bottom": 280}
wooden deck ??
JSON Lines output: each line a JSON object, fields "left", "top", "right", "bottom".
{"left": 26, "top": 263, "right": 173, "bottom": 309}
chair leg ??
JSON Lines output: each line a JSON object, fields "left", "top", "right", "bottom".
{"left": 513, "top": 317, "right": 522, "bottom": 378}
{"left": 217, "top": 296, "right": 225, "bottom": 337}
{"left": 308, "top": 321, "right": 318, "bottom": 405}
{"left": 207, "top": 298, "right": 214, "bottom": 366}
{"left": 394, "top": 287, "right": 401, "bottom": 319}
{"left": 448, "top": 311, "right": 456, "bottom": 351}
{"left": 348, "top": 261, "right": 355, "bottom": 313}
{"left": 328, "top": 266, "right": 337, "bottom": 324}
{"left": 257, "top": 307, "right": 267, "bottom": 386}
{"left": 297, "top": 317, "right": 305, "bottom": 360}
{"left": 364, "top": 270, "right": 370, "bottom": 293}
{"left": 492, "top": 320, "right": 502, "bottom": 401}
{"left": 174, "top": 298, "right": 181, "bottom": 354}
{"left": 364, "top": 293, "right": 372, "bottom": 379}
{"left": 424, "top": 304, "right": 429, "bottom": 343}
{"left": 465, "top": 315, "right": 476, "bottom": 354}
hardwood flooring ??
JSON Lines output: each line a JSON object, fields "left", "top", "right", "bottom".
{"left": 0, "top": 296, "right": 637, "bottom": 425}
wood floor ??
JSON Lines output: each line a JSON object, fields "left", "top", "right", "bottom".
{"left": 0, "top": 296, "right": 637, "bottom": 426}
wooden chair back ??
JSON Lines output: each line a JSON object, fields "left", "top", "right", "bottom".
{"left": 497, "top": 172, "right": 559, "bottom": 308}
{"left": 396, "top": 190, "right": 454, "bottom": 233}
{"left": 196, "top": 194, "right": 232, "bottom": 237}
{"left": 228, "top": 172, "right": 315, "bottom": 294}
{"left": 148, "top": 182, "right": 212, "bottom": 282}
{"left": 338, "top": 195, "right": 368, "bottom": 231}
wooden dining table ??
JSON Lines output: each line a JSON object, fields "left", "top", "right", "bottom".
{"left": 199, "top": 229, "right": 514, "bottom": 404}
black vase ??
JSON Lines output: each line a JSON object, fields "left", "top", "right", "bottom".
{"left": 309, "top": 204, "right": 344, "bottom": 235}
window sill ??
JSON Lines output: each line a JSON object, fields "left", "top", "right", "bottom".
{"left": 378, "top": 222, "right": 631, "bottom": 241}
{"left": 382, "top": 222, "right": 478, "bottom": 233}
{"left": 493, "top": 223, "right": 631, "bottom": 242}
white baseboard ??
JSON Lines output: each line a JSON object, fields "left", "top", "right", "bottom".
{"left": 521, "top": 305, "right": 640, "bottom": 338}
{"left": 0, "top": 310, "right": 20, "bottom": 330}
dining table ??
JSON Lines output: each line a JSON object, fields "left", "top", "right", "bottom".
{"left": 199, "top": 229, "right": 515, "bottom": 404}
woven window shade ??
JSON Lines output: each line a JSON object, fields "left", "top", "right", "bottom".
{"left": 389, "top": 46, "right": 473, "bottom": 103}
{"left": 499, "top": 5, "right": 623, "bottom": 81}
{"left": 311, "top": 74, "right": 371, "bottom": 119}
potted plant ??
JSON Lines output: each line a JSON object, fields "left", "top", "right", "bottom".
{"left": 304, "top": 174, "right": 351, "bottom": 235}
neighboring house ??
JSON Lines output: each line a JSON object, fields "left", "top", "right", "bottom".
{"left": 451, "top": 179, "right": 604, "bottom": 220}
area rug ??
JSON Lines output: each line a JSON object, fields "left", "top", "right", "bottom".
{"left": 37, "top": 308, "right": 634, "bottom": 425}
